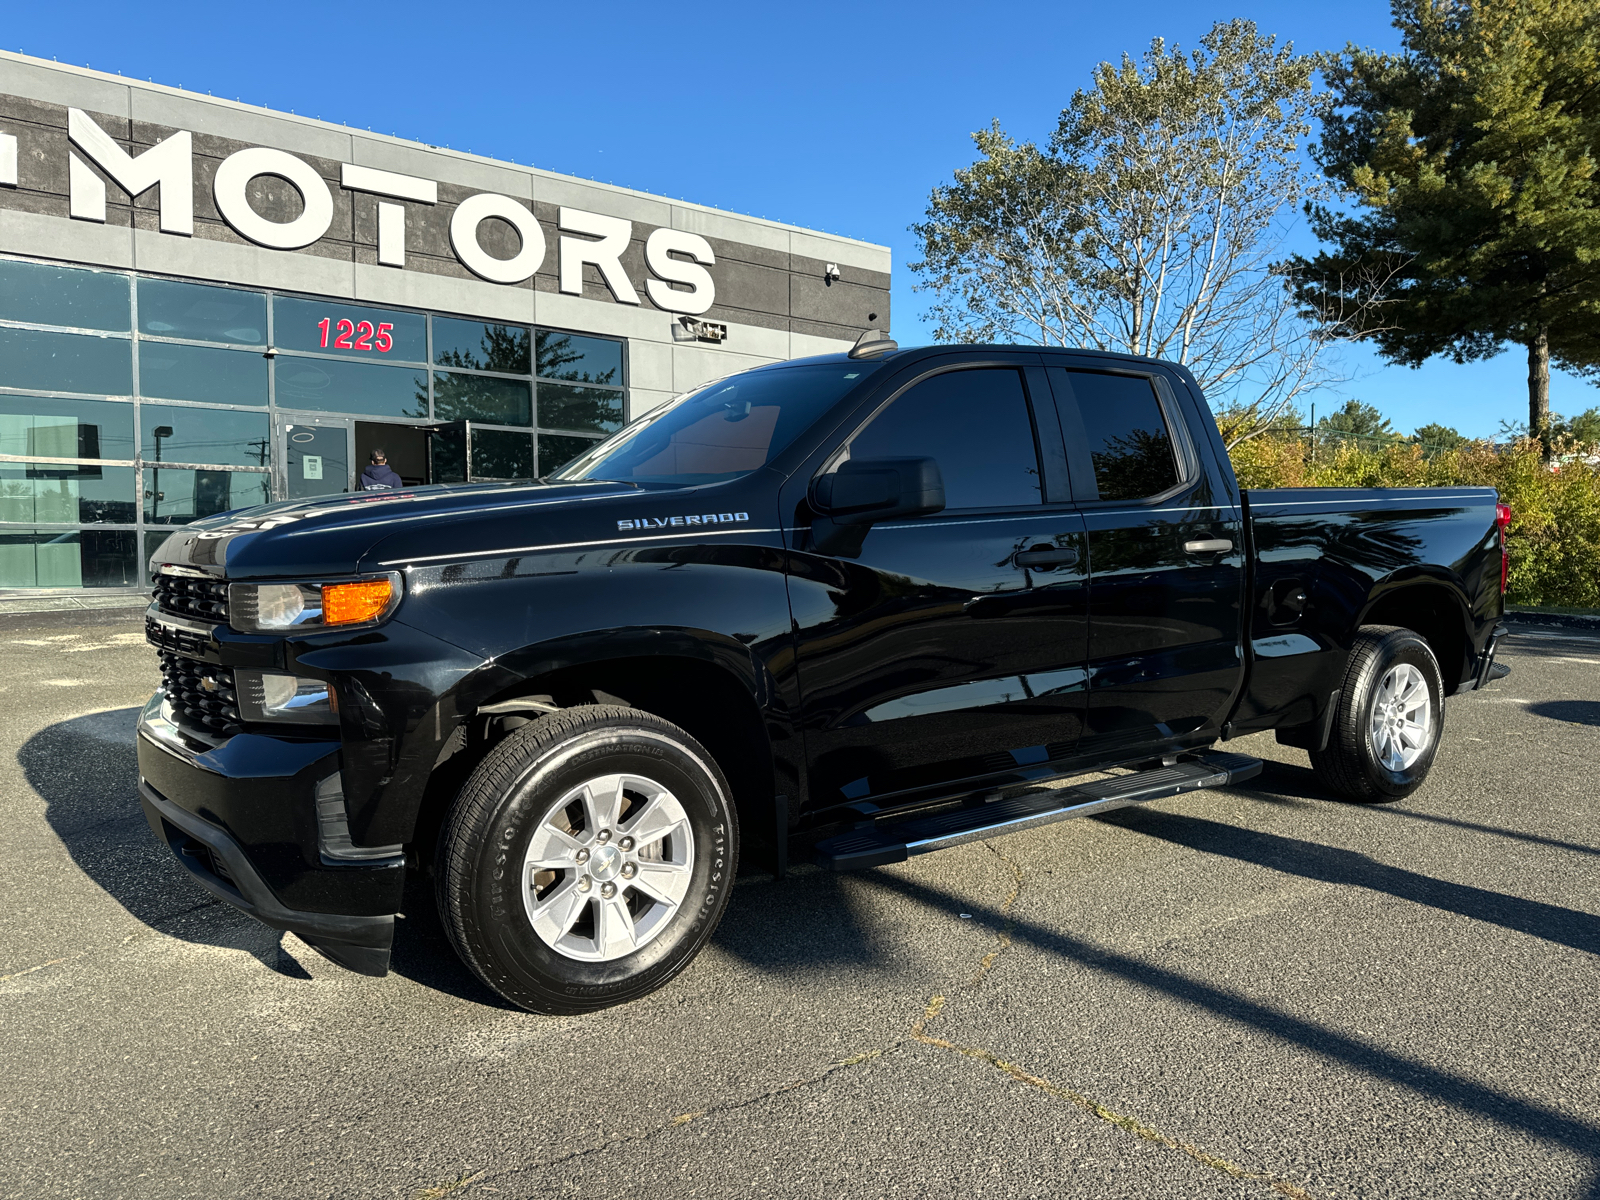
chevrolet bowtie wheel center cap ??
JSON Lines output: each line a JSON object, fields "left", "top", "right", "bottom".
{"left": 588, "top": 843, "right": 623, "bottom": 882}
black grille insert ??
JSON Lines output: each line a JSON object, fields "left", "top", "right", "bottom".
{"left": 154, "top": 573, "right": 229, "bottom": 623}
{"left": 159, "top": 652, "right": 242, "bottom": 737}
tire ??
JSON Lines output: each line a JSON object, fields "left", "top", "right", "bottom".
{"left": 1310, "top": 625, "right": 1445, "bottom": 803}
{"left": 436, "top": 705, "right": 739, "bottom": 1014}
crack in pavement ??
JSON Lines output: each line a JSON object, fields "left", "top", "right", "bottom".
{"left": 0, "top": 899, "right": 223, "bottom": 985}
{"left": 442, "top": 842, "right": 1322, "bottom": 1200}
{"left": 905, "top": 842, "right": 1321, "bottom": 1200}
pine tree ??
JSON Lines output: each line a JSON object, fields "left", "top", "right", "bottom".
{"left": 1287, "top": 0, "right": 1600, "bottom": 452}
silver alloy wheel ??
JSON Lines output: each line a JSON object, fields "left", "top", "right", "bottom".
{"left": 1369, "top": 663, "right": 1432, "bottom": 771}
{"left": 521, "top": 772, "right": 695, "bottom": 962}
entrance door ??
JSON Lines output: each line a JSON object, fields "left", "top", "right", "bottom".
{"left": 280, "top": 417, "right": 353, "bottom": 501}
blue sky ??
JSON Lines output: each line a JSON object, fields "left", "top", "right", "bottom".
{"left": 10, "top": 0, "right": 1595, "bottom": 438}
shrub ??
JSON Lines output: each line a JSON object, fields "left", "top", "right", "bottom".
{"left": 1228, "top": 434, "right": 1600, "bottom": 608}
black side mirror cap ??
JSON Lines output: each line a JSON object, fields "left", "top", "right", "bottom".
{"left": 809, "top": 456, "right": 945, "bottom": 556}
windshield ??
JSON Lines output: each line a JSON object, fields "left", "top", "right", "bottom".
{"left": 552, "top": 361, "right": 882, "bottom": 485}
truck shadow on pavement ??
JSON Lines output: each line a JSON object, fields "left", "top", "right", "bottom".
{"left": 21, "top": 706, "right": 880, "bottom": 1007}
{"left": 20, "top": 706, "right": 315, "bottom": 979}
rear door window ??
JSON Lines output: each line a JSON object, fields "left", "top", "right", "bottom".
{"left": 1064, "top": 372, "right": 1179, "bottom": 501}
{"left": 849, "top": 368, "right": 1042, "bottom": 510}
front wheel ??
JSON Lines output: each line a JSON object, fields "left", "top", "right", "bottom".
{"left": 436, "top": 705, "right": 738, "bottom": 1014}
{"left": 1310, "top": 626, "right": 1445, "bottom": 803}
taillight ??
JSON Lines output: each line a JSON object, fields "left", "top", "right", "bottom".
{"left": 1496, "top": 502, "right": 1511, "bottom": 593}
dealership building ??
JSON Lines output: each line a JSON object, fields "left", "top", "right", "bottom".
{"left": 0, "top": 51, "right": 890, "bottom": 592}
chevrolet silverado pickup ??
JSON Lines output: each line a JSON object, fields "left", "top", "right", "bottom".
{"left": 137, "top": 335, "right": 1510, "bottom": 1013}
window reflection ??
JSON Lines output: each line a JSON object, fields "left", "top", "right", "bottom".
{"left": 144, "top": 469, "right": 268, "bottom": 525}
{"left": 137, "top": 278, "right": 266, "bottom": 344}
{"left": 275, "top": 356, "right": 428, "bottom": 419}
{"left": 0, "top": 465, "right": 137, "bottom": 524}
{"left": 0, "top": 527, "right": 137, "bottom": 588}
{"left": 1068, "top": 372, "right": 1179, "bottom": 501}
{"left": 434, "top": 372, "right": 532, "bottom": 425}
{"left": 471, "top": 429, "right": 534, "bottom": 480}
{"left": 0, "top": 259, "right": 130, "bottom": 332}
{"left": 537, "top": 383, "right": 623, "bottom": 435}
{"left": 433, "top": 318, "right": 531, "bottom": 374}
{"left": 536, "top": 330, "right": 621, "bottom": 384}
{"left": 0, "top": 396, "right": 135, "bottom": 461}
{"left": 539, "top": 433, "right": 600, "bottom": 477}
{"left": 0, "top": 326, "right": 133, "bottom": 395}
{"left": 139, "top": 342, "right": 268, "bottom": 406}
{"left": 140, "top": 405, "right": 271, "bottom": 467}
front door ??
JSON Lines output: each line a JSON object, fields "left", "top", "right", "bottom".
{"left": 1047, "top": 365, "right": 1245, "bottom": 756}
{"left": 279, "top": 417, "right": 353, "bottom": 501}
{"left": 786, "top": 361, "right": 1090, "bottom": 818}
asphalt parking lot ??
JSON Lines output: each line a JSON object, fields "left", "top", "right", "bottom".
{"left": 2, "top": 616, "right": 1597, "bottom": 1200}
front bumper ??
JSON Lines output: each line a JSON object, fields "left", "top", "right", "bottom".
{"left": 136, "top": 691, "right": 404, "bottom": 975}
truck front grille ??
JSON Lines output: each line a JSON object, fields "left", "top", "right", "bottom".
{"left": 158, "top": 651, "right": 243, "bottom": 737}
{"left": 153, "top": 573, "right": 230, "bottom": 623}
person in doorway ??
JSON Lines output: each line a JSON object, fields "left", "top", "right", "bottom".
{"left": 360, "top": 449, "right": 403, "bottom": 490}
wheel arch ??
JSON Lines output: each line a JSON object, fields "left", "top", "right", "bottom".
{"left": 1357, "top": 574, "right": 1474, "bottom": 690}
{"left": 406, "top": 627, "right": 781, "bottom": 871}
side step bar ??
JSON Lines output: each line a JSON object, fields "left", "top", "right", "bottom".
{"left": 814, "top": 751, "right": 1263, "bottom": 872}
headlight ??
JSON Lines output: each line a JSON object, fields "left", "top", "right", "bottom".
{"left": 228, "top": 572, "right": 401, "bottom": 634}
{"left": 235, "top": 670, "right": 339, "bottom": 725}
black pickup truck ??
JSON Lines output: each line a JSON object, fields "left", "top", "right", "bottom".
{"left": 137, "top": 337, "right": 1510, "bottom": 1013}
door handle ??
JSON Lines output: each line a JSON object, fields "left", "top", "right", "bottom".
{"left": 1183, "top": 538, "right": 1234, "bottom": 554}
{"left": 1014, "top": 546, "right": 1080, "bottom": 569}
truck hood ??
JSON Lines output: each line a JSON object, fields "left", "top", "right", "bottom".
{"left": 148, "top": 479, "right": 654, "bottom": 578}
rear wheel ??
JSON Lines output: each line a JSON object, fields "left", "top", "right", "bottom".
{"left": 1311, "top": 626, "right": 1445, "bottom": 803}
{"left": 436, "top": 705, "right": 738, "bottom": 1014}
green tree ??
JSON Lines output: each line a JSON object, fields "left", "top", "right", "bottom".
{"left": 910, "top": 20, "right": 1336, "bottom": 445}
{"left": 1288, "top": 0, "right": 1600, "bottom": 452}
{"left": 1318, "top": 399, "right": 1400, "bottom": 446}
{"left": 1554, "top": 406, "right": 1600, "bottom": 445}
{"left": 1412, "top": 421, "right": 1468, "bottom": 450}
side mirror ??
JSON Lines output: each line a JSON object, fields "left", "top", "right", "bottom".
{"left": 808, "top": 456, "right": 945, "bottom": 556}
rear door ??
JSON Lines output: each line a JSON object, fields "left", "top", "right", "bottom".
{"left": 785, "top": 356, "right": 1090, "bottom": 816}
{"left": 1047, "top": 364, "right": 1245, "bottom": 757}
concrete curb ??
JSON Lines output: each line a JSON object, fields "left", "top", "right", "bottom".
{"left": 1506, "top": 607, "right": 1600, "bottom": 631}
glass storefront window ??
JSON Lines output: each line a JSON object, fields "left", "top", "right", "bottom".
{"left": 140, "top": 405, "right": 271, "bottom": 468}
{"left": 471, "top": 429, "right": 534, "bottom": 481}
{"left": 538, "top": 433, "right": 599, "bottom": 477}
{"left": 0, "top": 258, "right": 630, "bottom": 593}
{"left": 537, "top": 383, "right": 624, "bottom": 435}
{"left": 433, "top": 318, "right": 531, "bottom": 375}
{"left": 273, "top": 298, "right": 426, "bottom": 362}
{"left": 275, "top": 356, "right": 428, "bottom": 419}
{"left": 139, "top": 342, "right": 269, "bottom": 406}
{"left": 0, "top": 326, "right": 133, "bottom": 396}
{"left": 536, "top": 330, "right": 622, "bottom": 385}
{"left": 0, "top": 465, "right": 137, "bottom": 524}
{"left": 0, "top": 527, "right": 137, "bottom": 588}
{"left": 138, "top": 278, "right": 266, "bottom": 345}
{"left": 434, "top": 372, "right": 532, "bottom": 425}
{"left": 0, "top": 259, "right": 130, "bottom": 332}
{"left": 145, "top": 468, "right": 269, "bottom": 525}
{"left": 0, "top": 396, "right": 135, "bottom": 461}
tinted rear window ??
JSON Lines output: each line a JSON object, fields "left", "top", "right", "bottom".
{"left": 1067, "top": 372, "right": 1179, "bottom": 501}
{"left": 553, "top": 362, "right": 880, "bottom": 485}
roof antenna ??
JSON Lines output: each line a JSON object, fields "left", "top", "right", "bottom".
{"left": 848, "top": 329, "right": 898, "bottom": 360}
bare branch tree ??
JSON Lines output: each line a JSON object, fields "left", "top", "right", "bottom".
{"left": 910, "top": 20, "right": 1338, "bottom": 446}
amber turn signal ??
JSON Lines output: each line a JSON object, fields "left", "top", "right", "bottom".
{"left": 322, "top": 578, "right": 395, "bottom": 625}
